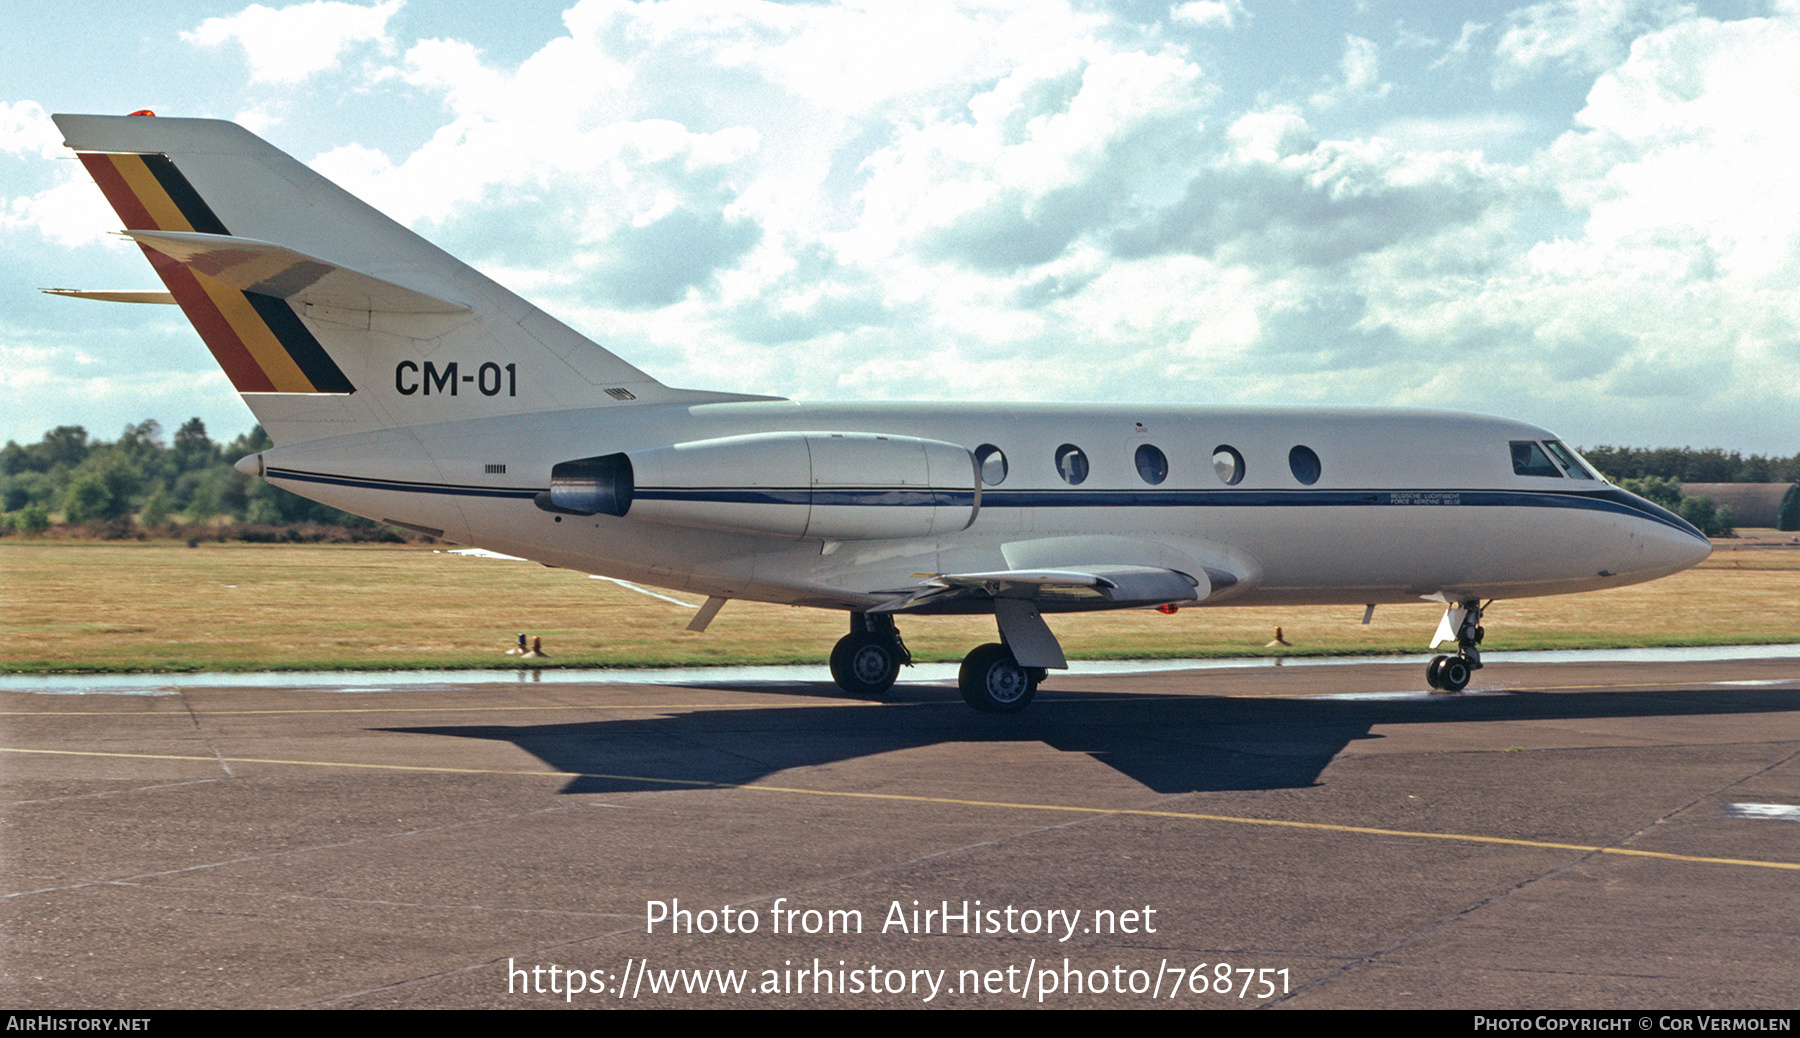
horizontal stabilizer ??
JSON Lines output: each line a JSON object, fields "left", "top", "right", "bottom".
{"left": 42, "top": 288, "right": 176, "bottom": 304}
{"left": 124, "top": 231, "right": 467, "bottom": 314}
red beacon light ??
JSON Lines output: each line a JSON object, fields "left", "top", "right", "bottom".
{"left": 1155, "top": 603, "right": 1180, "bottom": 615}
{"left": 127, "top": 110, "right": 156, "bottom": 117}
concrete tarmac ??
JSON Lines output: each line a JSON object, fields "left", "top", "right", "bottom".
{"left": 3, "top": 656, "right": 1797, "bottom": 1009}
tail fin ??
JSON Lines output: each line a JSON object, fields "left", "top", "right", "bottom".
{"left": 55, "top": 114, "right": 740, "bottom": 444}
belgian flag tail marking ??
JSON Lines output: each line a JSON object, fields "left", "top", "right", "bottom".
{"left": 75, "top": 151, "right": 352, "bottom": 395}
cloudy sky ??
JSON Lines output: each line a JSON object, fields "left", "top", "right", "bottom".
{"left": 2, "top": 0, "right": 1794, "bottom": 453}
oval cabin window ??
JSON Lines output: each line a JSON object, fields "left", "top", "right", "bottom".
{"left": 1288, "top": 445, "right": 1321, "bottom": 485}
{"left": 1135, "top": 444, "right": 1168, "bottom": 485}
{"left": 1212, "top": 446, "right": 1245, "bottom": 485}
{"left": 975, "top": 444, "right": 1008, "bottom": 486}
{"left": 1055, "top": 444, "right": 1089, "bottom": 485}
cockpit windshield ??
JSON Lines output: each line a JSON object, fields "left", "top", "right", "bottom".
{"left": 1510, "top": 440, "right": 1561, "bottom": 477}
{"left": 1542, "top": 440, "right": 1598, "bottom": 480}
{"left": 1512, "top": 439, "right": 1604, "bottom": 480}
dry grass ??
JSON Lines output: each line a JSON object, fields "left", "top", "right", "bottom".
{"left": 2, "top": 536, "right": 1796, "bottom": 673}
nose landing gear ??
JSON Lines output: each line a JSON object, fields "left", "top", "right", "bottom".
{"left": 1426, "top": 599, "right": 1486, "bottom": 692}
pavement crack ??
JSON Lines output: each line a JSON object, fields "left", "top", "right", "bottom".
{"left": 4, "top": 802, "right": 588, "bottom": 900}
{"left": 4, "top": 777, "right": 224, "bottom": 807}
{"left": 99, "top": 880, "right": 635, "bottom": 918}
{"left": 1268, "top": 740, "right": 1800, "bottom": 1007}
{"left": 1645, "top": 742, "right": 1800, "bottom": 830}
{"left": 178, "top": 689, "right": 233, "bottom": 777}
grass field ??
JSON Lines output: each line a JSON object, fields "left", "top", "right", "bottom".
{"left": 2, "top": 535, "right": 1797, "bottom": 673}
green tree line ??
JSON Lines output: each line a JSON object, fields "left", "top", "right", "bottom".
{"left": 0, "top": 418, "right": 397, "bottom": 539}
{"left": 1581, "top": 446, "right": 1800, "bottom": 536}
{"left": 1609, "top": 476, "right": 1737, "bottom": 537}
{"left": 1581, "top": 446, "right": 1800, "bottom": 484}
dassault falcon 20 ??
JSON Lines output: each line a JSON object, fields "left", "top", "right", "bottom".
{"left": 50, "top": 113, "right": 1712, "bottom": 712}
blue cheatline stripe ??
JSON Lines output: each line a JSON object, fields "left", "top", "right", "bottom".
{"left": 266, "top": 467, "right": 539, "bottom": 499}
{"left": 262, "top": 468, "right": 1703, "bottom": 539}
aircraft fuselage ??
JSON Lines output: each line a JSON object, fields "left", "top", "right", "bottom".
{"left": 247, "top": 401, "right": 1710, "bottom": 614}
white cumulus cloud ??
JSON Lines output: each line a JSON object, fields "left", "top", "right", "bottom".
{"left": 183, "top": 0, "right": 403, "bottom": 84}
{"left": 1493, "top": 0, "right": 1694, "bottom": 84}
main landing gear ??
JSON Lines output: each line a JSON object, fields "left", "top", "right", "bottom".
{"left": 957, "top": 643, "right": 1043, "bottom": 714}
{"left": 827, "top": 612, "right": 1047, "bottom": 713}
{"left": 829, "top": 613, "right": 909, "bottom": 695}
{"left": 1425, "top": 599, "right": 1486, "bottom": 693}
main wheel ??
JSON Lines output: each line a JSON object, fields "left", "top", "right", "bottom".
{"left": 829, "top": 632, "right": 900, "bottom": 695}
{"left": 1425, "top": 655, "right": 1446, "bottom": 690}
{"left": 958, "top": 643, "right": 1038, "bottom": 713}
{"left": 1436, "top": 655, "right": 1472, "bottom": 692}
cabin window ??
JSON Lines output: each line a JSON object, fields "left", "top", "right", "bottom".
{"left": 1543, "top": 440, "right": 1597, "bottom": 480}
{"left": 975, "top": 444, "right": 1008, "bottom": 486}
{"left": 1212, "top": 446, "right": 1245, "bottom": 485}
{"left": 1055, "top": 444, "right": 1089, "bottom": 485}
{"left": 1289, "top": 445, "right": 1321, "bottom": 485}
{"left": 1510, "top": 440, "right": 1562, "bottom": 477}
{"left": 1134, "top": 444, "right": 1168, "bottom": 485}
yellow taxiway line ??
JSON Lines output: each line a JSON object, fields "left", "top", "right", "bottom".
{"left": 6, "top": 744, "right": 1797, "bottom": 873}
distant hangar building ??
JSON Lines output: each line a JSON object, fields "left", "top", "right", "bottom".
{"left": 1679, "top": 483, "right": 1800, "bottom": 530}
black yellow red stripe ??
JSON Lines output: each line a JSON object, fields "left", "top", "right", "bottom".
{"left": 75, "top": 151, "right": 352, "bottom": 395}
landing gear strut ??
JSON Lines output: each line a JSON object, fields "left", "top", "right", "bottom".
{"left": 1426, "top": 599, "right": 1485, "bottom": 692}
{"left": 829, "top": 613, "right": 909, "bottom": 695}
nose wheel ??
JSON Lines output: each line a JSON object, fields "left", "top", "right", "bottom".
{"left": 1425, "top": 599, "right": 1485, "bottom": 692}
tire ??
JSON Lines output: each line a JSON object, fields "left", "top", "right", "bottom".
{"left": 957, "top": 643, "right": 1038, "bottom": 713}
{"left": 1437, "top": 655, "right": 1472, "bottom": 692}
{"left": 829, "top": 632, "right": 899, "bottom": 695}
{"left": 1425, "top": 655, "right": 1445, "bottom": 691}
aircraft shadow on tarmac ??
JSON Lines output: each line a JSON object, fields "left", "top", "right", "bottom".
{"left": 379, "top": 682, "right": 1800, "bottom": 795}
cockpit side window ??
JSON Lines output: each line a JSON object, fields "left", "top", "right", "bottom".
{"left": 1510, "top": 440, "right": 1562, "bottom": 478}
{"left": 1542, "top": 440, "right": 1597, "bottom": 480}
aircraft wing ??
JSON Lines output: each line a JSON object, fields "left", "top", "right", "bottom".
{"left": 871, "top": 564, "right": 1207, "bottom": 612}
{"left": 866, "top": 564, "right": 1206, "bottom": 670}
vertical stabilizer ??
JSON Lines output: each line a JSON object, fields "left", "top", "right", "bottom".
{"left": 55, "top": 114, "right": 721, "bottom": 444}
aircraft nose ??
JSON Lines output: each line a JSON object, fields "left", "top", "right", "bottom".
{"left": 1615, "top": 490, "right": 1712, "bottom": 578}
{"left": 1648, "top": 517, "right": 1712, "bottom": 572}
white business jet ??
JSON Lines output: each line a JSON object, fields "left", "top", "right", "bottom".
{"left": 50, "top": 113, "right": 1712, "bottom": 712}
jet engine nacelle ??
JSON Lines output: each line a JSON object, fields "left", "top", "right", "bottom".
{"left": 539, "top": 431, "right": 979, "bottom": 541}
